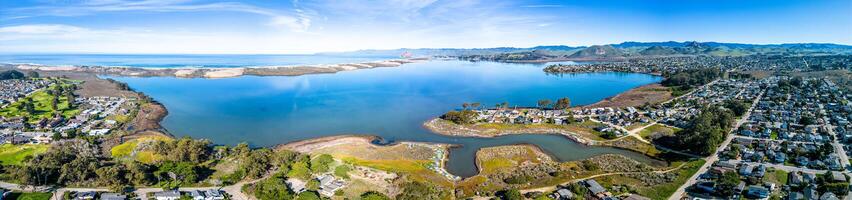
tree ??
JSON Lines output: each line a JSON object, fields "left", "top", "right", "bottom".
{"left": 274, "top": 150, "right": 299, "bottom": 167}
{"left": 26, "top": 71, "right": 39, "bottom": 78}
{"left": 232, "top": 142, "right": 250, "bottom": 158}
{"left": 717, "top": 171, "right": 740, "bottom": 197}
{"left": 334, "top": 165, "right": 351, "bottom": 179}
{"left": 64, "top": 90, "right": 75, "bottom": 108}
{"left": 50, "top": 95, "right": 59, "bottom": 110}
{"left": 154, "top": 162, "right": 201, "bottom": 186}
{"left": 554, "top": 97, "right": 572, "bottom": 110}
{"left": 244, "top": 174, "right": 294, "bottom": 200}
{"left": 241, "top": 148, "right": 273, "bottom": 179}
{"left": 724, "top": 100, "right": 750, "bottom": 117}
{"left": 396, "top": 182, "right": 447, "bottom": 200}
{"left": 676, "top": 106, "right": 735, "bottom": 155}
{"left": 296, "top": 191, "right": 322, "bottom": 200}
{"left": 96, "top": 165, "right": 127, "bottom": 187}
{"left": 440, "top": 110, "right": 478, "bottom": 124}
{"left": 361, "top": 191, "right": 391, "bottom": 200}
{"left": 125, "top": 162, "right": 155, "bottom": 186}
{"left": 537, "top": 99, "right": 552, "bottom": 109}
{"left": 471, "top": 102, "right": 481, "bottom": 110}
{"left": 800, "top": 115, "right": 816, "bottom": 126}
{"left": 498, "top": 189, "right": 523, "bottom": 200}
{"left": 0, "top": 70, "right": 25, "bottom": 80}
{"left": 310, "top": 154, "right": 334, "bottom": 173}
{"left": 287, "top": 161, "right": 312, "bottom": 180}
{"left": 306, "top": 179, "right": 320, "bottom": 191}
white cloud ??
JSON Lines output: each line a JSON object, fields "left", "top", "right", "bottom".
{"left": 269, "top": 16, "right": 311, "bottom": 32}
{"left": 5, "top": 0, "right": 312, "bottom": 32}
{"left": 0, "top": 24, "right": 85, "bottom": 34}
{"left": 0, "top": 1, "right": 567, "bottom": 53}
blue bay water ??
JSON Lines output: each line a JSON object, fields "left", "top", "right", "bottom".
{"left": 105, "top": 60, "right": 664, "bottom": 177}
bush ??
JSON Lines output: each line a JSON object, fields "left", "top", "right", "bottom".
{"left": 334, "top": 165, "right": 351, "bottom": 179}
{"left": 396, "top": 182, "right": 448, "bottom": 200}
{"left": 243, "top": 174, "right": 294, "bottom": 200}
{"left": 287, "top": 161, "right": 312, "bottom": 180}
{"left": 440, "top": 110, "right": 478, "bottom": 124}
{"left": 296, "top": 191, "right": 321, "bottom": 200}
{"left": 0, "top": 70, "right": 25, "bottom": 80}
{"left": 310, "top": 154, "right": 334, "bottom": 173}
{"left": 498, "top": 189, "right": 523, "bottom": 200}
{"left": 504, "top": 175, "right": 534, "bottom": 184}
{"left": 361, "top": 191, "right": 391, "bottom": 200}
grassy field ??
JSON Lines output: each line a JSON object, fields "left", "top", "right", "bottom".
{"left": 476, "top": 145, "right": 551, "bottom": 175}
{"left": 5, "top": 192, "right": 52, "bottom": 200}
{"left": 0, "top": 144, "right": 49, "bottom": 165}
{"left": 594, "top": 159, "right": 705, "bottom": 200}
{"left": 626, "top": 122, "right": 650, "bottom": 131}
{"left": 639, "top": 124, "right": 680, "bottom": 140}
{"left": 110, "top": 135, "right": 172, "bottom": 163}
{"left": 0, "top": 83, "right": 79, "bottom": 123}
{"left": 303, "top": 139, "right": 453, "bottom": 187}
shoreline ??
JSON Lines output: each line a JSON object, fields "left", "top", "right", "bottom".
{"left": 11, "top": 57, "right": 428, "bottom": 78}
{"left": 422, "top": 118, "right": 596, "bottom": 145}
{"left": 20, "top": 61, "right": 667, "bottom": 181}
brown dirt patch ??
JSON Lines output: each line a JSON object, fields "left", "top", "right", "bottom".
{"left": 584, "top": 83, "right": 672, "bottom": 108}
{"left": 128, "top": 102, "right": 168, "bottom": 132}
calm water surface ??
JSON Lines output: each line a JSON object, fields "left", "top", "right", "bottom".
{"left": 109, "top": 60, "right": 663, "bottom": 177}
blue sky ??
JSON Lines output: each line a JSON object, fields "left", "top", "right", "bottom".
{"left": 0, "top": 0, "right": 850, "bottom": 54}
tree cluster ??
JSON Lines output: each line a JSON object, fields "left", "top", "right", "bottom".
{"left": 0, "top": 70, "right": 26, "bottom": 80}
{"left": 440, "top": 110, "right": 478, "bottom": 124}
{"left": 675, "top": 106, "right": 735, "bottom": 155}
{"left": 661, "top": 68, "right": 723, "bottom": 88}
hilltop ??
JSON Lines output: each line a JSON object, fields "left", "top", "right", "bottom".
{"left": 332, "top": 41, "right": 852, "bottom": 61}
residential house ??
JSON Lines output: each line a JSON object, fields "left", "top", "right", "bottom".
{"left": 99, "top": 193, "right": 127, "bottom": 200}
{"left": 153, "top": 190, "right": 180, "bottom": 200}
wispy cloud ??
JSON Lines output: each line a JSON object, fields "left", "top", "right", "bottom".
{"left": 0, "top": 24, "right": 85, "bottom": 34}
{"left": 3, "top": 0, "right": 312, "bottom": 32}
{"left": 520, "top": 4, "right": 564, "bottom": 8}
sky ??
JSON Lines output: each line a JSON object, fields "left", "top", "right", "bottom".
{"left": 0, "top": 0, "right": 850, "bottom": 54}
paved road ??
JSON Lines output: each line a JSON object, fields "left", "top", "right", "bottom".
{"left": 667, "top": 90, "right": 764, "bottom": 200}
{"left": 0, "top": 176, "right": 261, "bottom": 200}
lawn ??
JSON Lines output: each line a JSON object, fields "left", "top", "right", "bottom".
{"left": 626, "top": 122, "right": 650, "bottom": 131}
{"left": 5, "top": 192, "right": 52, "bottom": 200}
{"left": 0, "top": 83, "right": 80, "bottom": 123}
{"left": 341, "top": 157, "right": 429, "bottom": 174}
{"left": 0, "top": 144, "right": 49, "bottom": 165}
{"left": 764, "top": 168, "right": 789, "bottom": 185}
{"left": 639, "top": 124, "right": 680, "bottom": 140}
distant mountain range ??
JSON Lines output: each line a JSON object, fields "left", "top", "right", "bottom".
{"left": 324, "top": 41, "right": 852, "bottom": 60}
